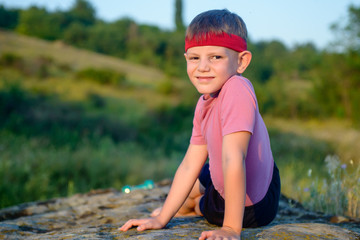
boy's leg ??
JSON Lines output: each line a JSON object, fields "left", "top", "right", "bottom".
{"left": 151, "top": 179, "right": 204, "bottom": 217}
{"left": 177, "top": 179, "right": 204, "bottom": 216}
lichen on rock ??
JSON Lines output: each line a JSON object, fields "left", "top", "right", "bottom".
{"left": 0, "top": 183, "right": 359, "bottom": 239}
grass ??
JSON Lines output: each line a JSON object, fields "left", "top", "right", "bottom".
{"left": 0, "top": 30, "right": 165, "bottom": 85}
{"left": 0, "top": 130, "right": 180, "bottom": 208}
{"left": 265, "top": 116, "right": 360, "bottom": 164}
{"left": 266, "top": 119, "right": 360, "bottom": 219}
{"left": 302, "top": 155, "right": 360, "bottom": 218}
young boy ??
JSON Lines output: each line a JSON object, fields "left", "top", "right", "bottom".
{"left": 120, "top": 9, "right": 280, "bottom": 239}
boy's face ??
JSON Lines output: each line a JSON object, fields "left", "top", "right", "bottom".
{"left": 185, "top": 46, "right": 241, "bottom": 96}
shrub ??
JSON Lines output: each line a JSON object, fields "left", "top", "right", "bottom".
{"left": 303, "top": 155, "right": 360, "bottom": 218}
{"left": 76, "top": 67, "right": 126, "bottom": 86}
{"left": 0, "top": 52, "right": 25, "bottom": 72}
{"left": 156, "top": 78, "right": 174, "bottom": 95}
{"left": 0, "top": 132, "right": 179, "bottom": 208}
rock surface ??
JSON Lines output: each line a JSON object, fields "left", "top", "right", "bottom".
{"left": 0, "top": 182, "right": 359, "bottom": 239}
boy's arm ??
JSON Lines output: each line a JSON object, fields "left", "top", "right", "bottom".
{"left": 200, "top": 131, "right": 250, "bottom": 239}
{"left": 120, "top": 143, "right": 208, "bottom": 231}
{"left": 157, "top": 143, "right": 208, "bottom": 224}
{"left": 222, "top": 131, "right": 250, "bottom": 234}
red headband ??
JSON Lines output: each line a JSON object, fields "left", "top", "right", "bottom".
{"left": 185, "top": 32, "right": 247, "bottom": 52}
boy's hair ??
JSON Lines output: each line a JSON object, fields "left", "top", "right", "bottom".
{"left": 186, "top": 9, "right": 248, "bottom": 42}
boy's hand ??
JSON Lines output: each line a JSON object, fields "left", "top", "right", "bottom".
{"left": 119, "top": 217, "right": 165, "bottom": 232}
{"left": 199, "top": 226, "right": 240, "bottom": 240}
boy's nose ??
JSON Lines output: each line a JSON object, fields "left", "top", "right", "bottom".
{"left": 197, "top": 59, "right": 210, "bottom": 72}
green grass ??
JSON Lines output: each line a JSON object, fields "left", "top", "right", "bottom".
{"left": 266, "top": 124, "right": 360, "bottom": 219}
{"left": 0, "top": 130, "right": 180, "bottom": 208}
{"left": 303, "top": 155, "right": 360, "bottom": 218}
{"left": 0, "top": 30, "right": 165, "bottom": 85}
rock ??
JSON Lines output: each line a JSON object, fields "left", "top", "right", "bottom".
{"left": 0, "top": 184, "right": 359, "bottom": 239}
{"left": 255, "top": 223, "right": 359, "bottom": 239}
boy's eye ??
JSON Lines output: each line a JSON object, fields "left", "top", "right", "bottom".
{"left": 188, "top": 56, "right": 199, "bottom": 61}
{"left": 211, "top": 55, "right": 222, "bottom": 60}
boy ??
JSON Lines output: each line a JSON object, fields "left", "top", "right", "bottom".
{"left": 120, "top": 9, "right": 280, "bottom": 239}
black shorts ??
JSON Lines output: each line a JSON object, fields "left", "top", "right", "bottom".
{"left": 199, "top": 162, "right": 281, "bottom": 228}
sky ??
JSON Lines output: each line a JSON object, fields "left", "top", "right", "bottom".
{"left": 1, "top": 0, "right": 359, "bottom": 49}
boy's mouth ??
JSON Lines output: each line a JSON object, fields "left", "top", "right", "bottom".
{"left": 196, "top": 76, "right": 214, "bottom": 82}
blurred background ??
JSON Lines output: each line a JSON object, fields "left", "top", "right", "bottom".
{"left": 0, "top": 0, "right": 359, "bottom": 219}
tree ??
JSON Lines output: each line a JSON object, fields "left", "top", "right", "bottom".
{"left": 86, "top": 19, "right": 134, "bottom": 58}
{"left": 175, "top": 0, "right": 185, "bottom": 32}
{"left": 16, "top": 6, "right": 61, "bottom": 40}
{"left": 331, "top": 4, "right": 360, "bottom": 53}
{"left": 63, "top": 22, "right": 89, "bottom": 47}
{"left": 68, "top": 0, "right": 96, "bottom": 26}
{"left": 315, "top": 4, "right": 360, "bottom": 122}
{"left": 0, "top": 5, "right": 19, "bottom": 29}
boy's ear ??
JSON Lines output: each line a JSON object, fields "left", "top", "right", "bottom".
{"left": 237, "top": 51, "right": 252, "bottom": 74}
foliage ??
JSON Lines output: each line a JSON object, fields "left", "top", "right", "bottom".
{"left": 68, "top": 0, "right": 96, "bottom": 27}
{"left": 16, "top": 6, "right": 62, "bottom": 40}
{"left": 313, "top": 51, "right": 360, "bottom": 122}
{"left": 63, "top": 22, "right": 90, "bottom": 47}
{"left": 0, "top": 52, "right": 24, "bottom": 70}
{"left": 0, "top": 74, "right": 192, "bottom": 208}
{"left": 0, "top": 82, "right": 136, "bottom": 147}
{"left": 331, "top": 4, "right": 360, "bottom": 53}
{"left": 0, "top": 131, "right": 179, "bottom": 208}
{"left": 0, "top": 5, "right": 19, "bottom": 29}
{"left": 76, "top": 67, "right": 127, "bottom": 86}
{"left": 302, "top": 155, "right": 360, "bottom": 218}
{"left": 2, "top": 1, "right": 359, "bottom": 122}
{"left": 175, "top": 0, "right": 185, "bottom": 32}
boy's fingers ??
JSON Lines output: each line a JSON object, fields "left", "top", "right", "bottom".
{"left": 137, "top": 220, "right": 158, "bottom": 231}
{"left": 137, "top": 223, "right": 147, "bottom": 231}
{"left": 119, "top": 219, "right": 141, "bottom": 231}
{"left": 199, "top": 230, "right": 213, "bottom": 240}
{"left": 120, "top": 218, "right": 159, "bottom": 232}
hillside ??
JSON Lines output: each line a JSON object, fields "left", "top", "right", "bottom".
{"left": 0, "top": 30, "right": 165, "bottom": 85}
{"left": 0, "top": 29, "right": 195, "bottom": 107}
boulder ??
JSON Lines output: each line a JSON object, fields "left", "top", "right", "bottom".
{"left": 0, "top": 182, "right": 359, "bottom": 239}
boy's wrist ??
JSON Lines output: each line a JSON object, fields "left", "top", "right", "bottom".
{"left": 222, "top": 225, "right": 241, "bottom": 235}
{"left": 154, "top": 214, "right": 169, "bottom": 228}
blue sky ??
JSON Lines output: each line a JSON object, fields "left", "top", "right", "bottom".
{"left": 1, "top": 0, "right": 359, "bottom": 49}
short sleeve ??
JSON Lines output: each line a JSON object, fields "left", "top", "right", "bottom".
{"left": 220, "top": 77, "right": 257, "bottom": 136}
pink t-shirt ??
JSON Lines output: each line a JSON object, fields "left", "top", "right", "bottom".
{"left": 190, "top": 75, "right": 274, "bottom": 206}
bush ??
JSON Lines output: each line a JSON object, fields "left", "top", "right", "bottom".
{"left": 76, "top": 67, "right": 127, "bottom": 86}
{"left": 156, "top": 78, "right": 174, "bottom": 95}
{"left": 0, "top": 132, "right": 179, "bottom": 208}
{"left": 0, "top": 83, "right": 136, "bottom": 147}
{"left": 302, "top": 155, "right": 360, "bottom": 218}
{"left": 0, "top": 52, "right": 25, "bottom": 71}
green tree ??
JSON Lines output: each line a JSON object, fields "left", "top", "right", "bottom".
{"left": 16, "top": 6, "right": 61, "bottom": 40}
{"left": 68, "top": 0, "right": 96, "bottom": 26}
{"left": 175, "top": 0, "right": 185, "bottom": 32}
{"left": 63, "top": 22, "right": 89, "bottom": 47}
{"left": 331, "top": 4, "right": 360, "bottom": 53}
{"left": 315, "top": 4, "right": 360, "bottom": 122}
{"left": 247, "top": 40, "right": 288, "bottom": 84}
{"left": 0, "top": 5, "right": 19, "bottom": 29}
{"left": 86, "top": 19, "right": 134, "bottom": 58}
